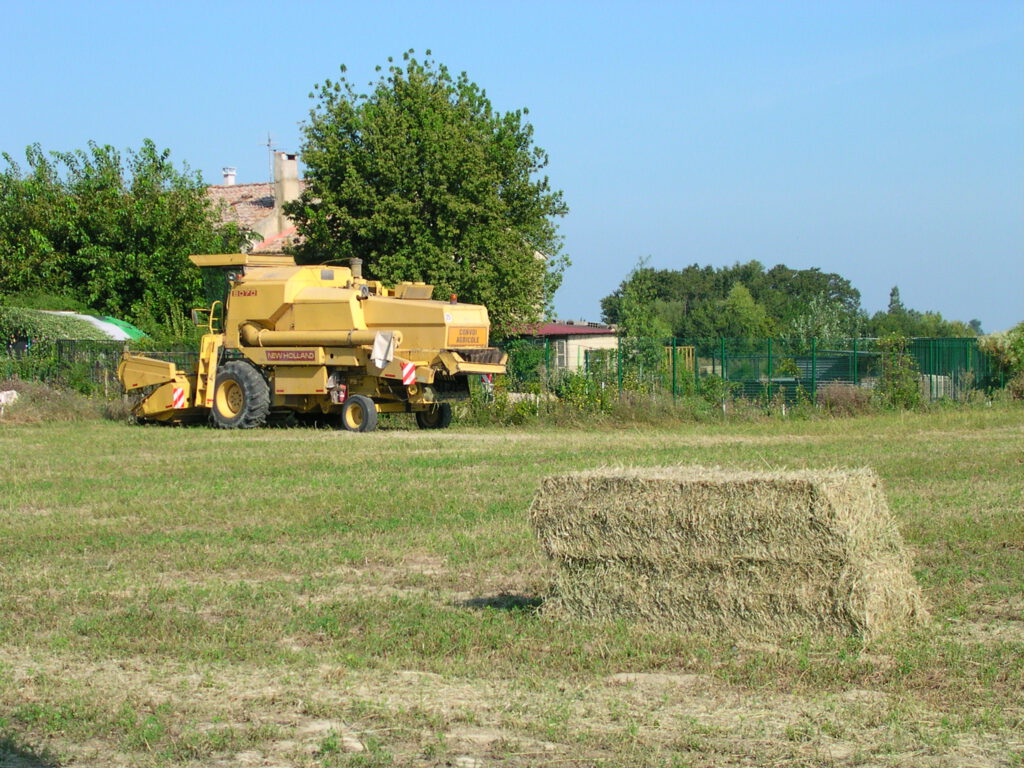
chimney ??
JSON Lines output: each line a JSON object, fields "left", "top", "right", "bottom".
{"left": 273, "top": 152, "right": 300, "bottom": 207}
{"left": 222, "top": 166, "right": 237, "bottom": 185}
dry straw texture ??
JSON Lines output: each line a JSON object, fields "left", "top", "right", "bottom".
{"left": 530, "top": 467, "right": 928, "bottom": 639}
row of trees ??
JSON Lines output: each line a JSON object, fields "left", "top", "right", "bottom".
{"left": 0, "top": 141, "right": 250, "bottom": 333}
{"left": 602, "top": 260, "right": 980, "bottom": 344}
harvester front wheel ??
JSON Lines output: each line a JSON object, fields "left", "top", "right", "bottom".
{"left": 415, "top": 403, "right": 453, "bottom": 430}
{"left": 212, "top": 361, "right": 270, "bottom": 429}
{"left": 339, "top": 394, "right": 378, "bottom": 433}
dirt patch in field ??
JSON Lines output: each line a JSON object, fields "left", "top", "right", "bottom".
{"left": 943, "top": 597, "right": 1024, "bottom": 646}
{"left": 1, "top": 648, "right": 1018, "bottom": 768}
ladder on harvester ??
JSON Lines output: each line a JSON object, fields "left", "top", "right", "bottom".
{"left": 193, "top": 334, "right": 223, "bottom": 409}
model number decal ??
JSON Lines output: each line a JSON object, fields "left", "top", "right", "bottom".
{"left": 231, "top": 289, "right": 258, "bottom": 297}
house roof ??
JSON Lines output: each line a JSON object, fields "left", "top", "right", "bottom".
{"left": 207, "top": 182, "right": 276, "bottom": 228}
{"left": 250, "top": 225, "right": 300, "bottom": 253}
{"left": 516, "top": 323, "right": 617, "bottom": 337}
{"left": 206, "top": 180, "right": 309, "bottom": 229}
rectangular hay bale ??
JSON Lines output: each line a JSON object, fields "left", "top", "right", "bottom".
{"left": 530, "top": 467, "right": 927, "bottom": 639}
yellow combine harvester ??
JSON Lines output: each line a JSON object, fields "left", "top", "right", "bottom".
{"left": 118, "top": 254, "right": 507, "bottom": 431}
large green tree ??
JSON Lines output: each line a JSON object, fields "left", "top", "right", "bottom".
{"left": 600, "top": 261, "right": 861, "bottom": 340}
{"left": 0, "top": 140, "right": 249, "bottom": 331}
{"left": 285, "top": 51, "right": 569, "bottom": 335}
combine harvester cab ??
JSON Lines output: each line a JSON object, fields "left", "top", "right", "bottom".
{"left": 118, "top": 254, "right": 507, "bottom": 432}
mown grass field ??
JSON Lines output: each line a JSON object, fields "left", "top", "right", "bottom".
{"left": 1, "top": 406, "right": 1022, "bottom": 767}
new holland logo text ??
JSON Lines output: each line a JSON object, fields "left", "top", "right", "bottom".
{"left": 265, "top": 350, "right": 316, "bottom": 362}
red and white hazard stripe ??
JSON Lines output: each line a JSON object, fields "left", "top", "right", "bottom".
{"left": 481, "top": 373, "right": 493, "bottom": 384}
{"left": 401, "top": 362, "right": 417, "bottom": 386}
{"left": 172, "top": 387, "right": 187, "bottom": 409}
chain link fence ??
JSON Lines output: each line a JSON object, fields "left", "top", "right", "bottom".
{"left": 0, "top": 335, "right": 1007, "bottom": 404}
{"left": 499, "top": 336, "right": 1005, "bottom": 404}
{"left": 1, "top": 339, "right": 197, "bottom": 396}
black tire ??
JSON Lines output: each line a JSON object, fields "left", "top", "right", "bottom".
{"left": 415, "top": 402, "right": 453, "bottom": 430}
{"left": 339, "top": 394, "right": 378, "bottom": 432}
{"left": 211, "top": 361, "right": 271, "bottom": 429}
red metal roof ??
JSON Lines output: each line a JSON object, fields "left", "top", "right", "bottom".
{"left": 516, "top": 323, "right": 617, "bottom": 337}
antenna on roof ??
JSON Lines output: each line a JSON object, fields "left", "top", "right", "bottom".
{"left": 263, "top": 132, "right": 279, "bottom": 183}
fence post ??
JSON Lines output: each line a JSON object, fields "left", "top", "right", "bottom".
{"left": 930, "top": 339, "right": 936, "bottom": 401}
{"left": 720, "top": 338, "right": 727, "bottom": 413}
{"left": 853, "top": 337, "right": 858, "bottom": 385}
{"left": 693, "top": 340, "right": 700, "bottom": 391}
{"left": 617, "top": 338, "right": 622, "bottom": 397}
{"left": 767, "top": 338, "right": 773, "bottom": 401}
{"left": 671, "top": 338, "right": 677, "bottom": 402}
{"left": 811, "top": 337, "right": 817, "bottom": 404}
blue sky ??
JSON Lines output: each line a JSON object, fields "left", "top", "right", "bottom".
{"left": 4, "top": 1, "right": 1021, "bottom": 331}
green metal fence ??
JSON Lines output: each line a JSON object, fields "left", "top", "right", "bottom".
{"left": 0, "top": 335, "right": 1007, "bottom": 403}
{"left": 500, "top": 336, "right": 1005, "bottom": 403}
{"left": 1, "top": 339, "right": 197, "bottom": 396}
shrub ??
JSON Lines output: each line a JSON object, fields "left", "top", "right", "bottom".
{"left": 874, "top": 334, "right": 921, "bottom": 410}
{"left": 1007, "top": 371, "right": 1024, "bottom": 401}
{"left": 979, "top": 322, "right": 1024, "bottom": 376}
{"left": 0, "top": 378, "right": 102, "bottom": 423}
{"left": 547, "top": 370, "right": 614, "bottom": 413}
{"left": 819, "top": 383, "right": 874, "bottom": 416}
{"left": 697, "top": 374, "right": 738, "bottom": 408}
{"left": 502, "top": 338, "right": 548, "bottom": 385}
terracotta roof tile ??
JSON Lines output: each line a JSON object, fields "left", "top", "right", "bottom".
{"left": 250, "top": 225, "right": 302, "bottom": 254}
{"left": 206, "top": 181, "right": 308, "bottom": 229}
{"left": 207, "top": 183, "right": 275, "bottom": 228}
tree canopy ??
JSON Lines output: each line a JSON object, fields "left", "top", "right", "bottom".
{"left": 0, "top": 140, "right": 249, "bottom": 332}
{"left": 285, "top": 51, "right": 569, "bottom": 335}
{"left": 601, "top": 262, "right": 975, "bottom": 340}
{"left": 601, "top": 261, "right": 862, "bottom": 340}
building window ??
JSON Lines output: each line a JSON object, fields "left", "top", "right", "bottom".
{"left": 555, "top": 339, "right": 567, "bottom": 369}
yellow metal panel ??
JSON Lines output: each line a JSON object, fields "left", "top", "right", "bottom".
{"left": 118, "top": 355, "right": 177, "bottom": 390}
{"left": 394, "top": 282, "right": 434, "bottom": 299}
{"left": 189, "top": 253, "right": 296, "bottom": 268}
{"left": 323, "top": 349, "right": 362, "bottom": 366}
{"left": 137, "top": 376, "right": 197, "bottom": 419}
{"left": 437, "top": 351, "right": 505, "bottom": 376}
{"left": 274, "top": 366, "right": 329, "bottom": 395}
{"left": 292, "top": 299, "right": 363, "bottom": 334}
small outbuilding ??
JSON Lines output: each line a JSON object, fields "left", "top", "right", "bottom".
{"left": 513, "top": 321, "right": 618, "bottom": 372}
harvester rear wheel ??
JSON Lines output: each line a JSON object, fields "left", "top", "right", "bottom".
{"left": 415, "top": 403, "right": 453, "bottom": 430}
{"left": 339, "top": 394, "right": 378, "bottom": 432}
{"left": 212, "top": 361, "right": 270, "bottom": 429}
